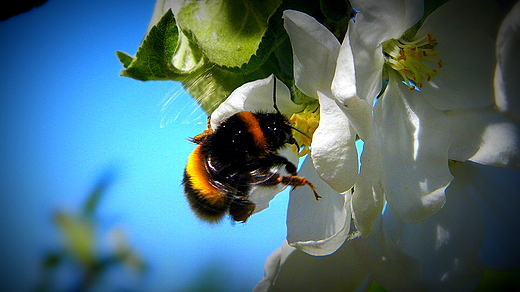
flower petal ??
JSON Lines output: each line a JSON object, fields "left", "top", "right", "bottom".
{"left": 446, "top": 107, "right": 520, "bottom": 168}
{"left": 495, "top": 1, "right": 520, "bottom": 121}
{"left": 286, "top": 157, "right": 351, "bottom": 256}
{"left": 378, "top": 76, "right": 452, "bottom": 223}
{"left": 382, "top": 162, "right": 485, "bottom": 291}
{"left": 332, "top": 30, "right": 373, "bottom": 141}
{"left": 352, "top": 125, "right": 385, "bottom": 236}
{"left": 283, "top": 10, "right": 340, "bottom": 97}
{"left": 451, "top": 161, "right": 520, "bottom": 270}
{"left": 418, "top": 0, "right": 500, "bottom": 110}
{"left": 353, "top": 219, "right": 427, "bottom": 291}
{"left": 210, "top": 75, "right": 303, "bottom": 128}
{"left": 331, "top": 31, "right": 357, "bottom": 101}
{"left": 254, "top": 240, "right": 370, "bottom": 292}
{"left": 311, "top": 91, "right": 358, "bottom": 193}
{"left": 253, "top": 242, "right": 286, "bottom": 292}
{"left": 350, "top": 0, "right": 423, "bottom": 48}
{"left": 347, "top": 25, "right": 385, "bottom": 106}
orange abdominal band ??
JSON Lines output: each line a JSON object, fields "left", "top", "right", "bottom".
{"left": 237, "top": 112, "right": 267, "bottom": 148}
{"left": 186, "top": 145, "right": 225, "bottom": 205}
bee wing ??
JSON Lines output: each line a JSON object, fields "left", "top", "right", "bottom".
{"left": 160, "top": 86, "right": 207, "bottom": 128}
{"left": 247, "top": 168, "right": 278, "bottom": 185}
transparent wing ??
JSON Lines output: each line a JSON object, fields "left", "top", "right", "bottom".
{"left": 160, "top": 86, "right": 207, "bottom": 128}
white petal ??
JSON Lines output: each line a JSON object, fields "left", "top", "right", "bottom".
{"left": 286, "top": 157, "right": 351, "bottom": 256}
{"left": 340, "top": 97, "right": 373, "bottom": 143}
{"left": 352, "top": 125, "right": 385, "bottom": 236}
{"left": 378, "top": 76, "right": 452, "bottom": 223}
{"left": 210, "top": 75, "right": 303, "bottom": 128}
{"left": 350, "top": 0, "right": 423, "bottom": 48}
{"left": 446, "top": 107, "right": 520, "bottom": 168}
{"left": 418, "top": 0, "right": 500, "bottom": 110}
{"left": 332, "top": 30, "right": 373, "bottom": 141}
{"left": 255, "top": 240, "right": 370, "bottom": 292}
{"left": 311, "top": 91, "right": 358, "bottom": 193}
{"left": 453, "top": 162, "right": 520, "bottom": 270}
{"left": 352, "top": 219, "right": 427, "bottom": 291}
{"left": 419, "top": 0, "right": 501, "bottom": 38}
{"left": 495, "top": 1, "right": 520, "bottom": 121}
{"left": 331, "top": 30, "right": 357, "bottom": 101}
{"left": 382, "top": 162, "right": 485, "bottom": 291}
{"left": 348, "top": 24, "right": 385, "bottom": 106}
{"left": 283, "top": 10, "right": 340, "bottom": 97}
{"left": 253, "top": 242, "right": 287, "bottom": 292}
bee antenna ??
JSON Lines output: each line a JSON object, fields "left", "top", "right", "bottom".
{"left": 289, "top": 124, "right": 310, "bottom": 138}
{"left": 272, "top": 77, "right": 281, "bottom": 114}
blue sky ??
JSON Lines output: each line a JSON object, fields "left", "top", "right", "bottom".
{"left": 0, "top": 1, "right": 290, "bottom": 290}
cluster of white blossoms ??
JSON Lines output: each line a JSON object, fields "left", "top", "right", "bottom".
{"left": 125, "top": 0, "right": 520, "bottom": 290}
{"left": 208, "top": 0, "right": 520, "bottom": 290}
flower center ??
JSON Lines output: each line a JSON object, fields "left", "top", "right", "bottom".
{"left": 289, "top": 107, "right": 320, "bottom": 157}
{"left": 382, "top": 33, "right": 443, "bottom": 90}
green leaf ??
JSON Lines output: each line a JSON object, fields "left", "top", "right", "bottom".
{"left": 367, "top": 281, "right": 386, "bottom": 292}
{"left": 42, "top": 252, "right": 64, "bottom": 269}
{"left": 221, "top": 0, "right": 322, "bottom": 75}
{"left": 82, "top": 171, "right": 115, "bottom": 217}
{"left": 116, "top": 0, "right": 325, "bottom": 114}
{"left": 117, "top": 9, "right": 203, "bottom": 81}
{"left": 178, "top": 0, "right": 323, "bottom": 113}
{"left": 221, "top": 5, "right": 287, "bottom": 75}
{"left": 181, "top": 62, "right": 277, "bottom": 115}
{"left": 475, "top": 269, "right": 520, "bottom": 291}
{"left": 177, "top": 0, "right": 282, "bottom": 69}
{"left": 116, "top": 51, "right": 134, "bottom": 68}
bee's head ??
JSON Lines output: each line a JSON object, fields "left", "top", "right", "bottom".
{"left": 258, "top": 112, "right": 296, "bottom": 149}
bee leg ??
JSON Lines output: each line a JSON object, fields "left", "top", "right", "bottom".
{"left": 277, "top": 175, "right": 321, "bottom": 200}
{"left": 189, "top": 117, "right": 213, "bottom": 144}
{"left": 229, "top": 197, "right": 256, "bottom": 222}
{"left": 284, "top": 162, "right": 297, "bottom": 176}
{"left": 269, "top": 154, "right": 297, "bottom": 175}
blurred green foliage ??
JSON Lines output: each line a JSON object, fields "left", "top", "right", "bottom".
{"left": 35, "top": 171, "right": 146, "bottom": 292}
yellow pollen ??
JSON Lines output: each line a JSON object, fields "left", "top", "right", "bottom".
{"left": 383, "top": 33, "right": 442, "bottom": 90}
{"left": 289, "top": 107, "right": 319, "bottom": 157}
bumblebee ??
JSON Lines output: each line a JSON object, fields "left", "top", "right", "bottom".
{"left": 183, "top": 92, "right": 320, "bottom": 223}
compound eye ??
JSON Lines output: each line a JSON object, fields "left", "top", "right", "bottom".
{"left": 274, "top": 127, "right": 293, "bottom": 144}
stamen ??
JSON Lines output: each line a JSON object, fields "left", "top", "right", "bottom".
{"left": 289, "top": 107, "right": 320, "bottom": 157}
{"left": 383, "top": 33, "right": 442, "bottom": 90}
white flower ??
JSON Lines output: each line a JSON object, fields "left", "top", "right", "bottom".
{"left": 479, "top": 0, "right": 520, "bottom": 270}
{"left": 282, "top": 10, "right": 372, "bottom": 255}
{"left": 256, "top": 161, "right": 520, "bottom": 291}
{"left": 357, "top": 161, "right": 520, "bottom": 291}
{"left": 254, "top": 239, "right": 370, "bottom": 292}
{"left": 283, "top": 10, "right": 363, "bottom": 194}
{"left": 494, "top": 0, "right": 520, "bottom": 122}
{"left": 345, "top": 0, "right": 520, "bottom": 289}
{"left": 347, "top": 0, "right": 520, "bottom": 236}
{"left": 256, "top": 0, "right": 520, "bottom": 290}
